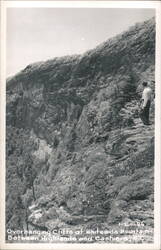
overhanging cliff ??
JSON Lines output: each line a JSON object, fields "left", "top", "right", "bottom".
{"left": 6, "top": 17, "right": 155, "bottom": 243}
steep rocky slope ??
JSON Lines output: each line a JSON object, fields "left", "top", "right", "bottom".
{"left": 6, "top": 18, "right": 155, "bottom": 243}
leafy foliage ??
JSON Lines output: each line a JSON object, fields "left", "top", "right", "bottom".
{"left": 6, "top": 127, "right": 38, "bottom": 229}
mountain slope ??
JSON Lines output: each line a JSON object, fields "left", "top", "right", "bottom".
{"left": 6, "top": 17, "right": 155, "bottom": 243}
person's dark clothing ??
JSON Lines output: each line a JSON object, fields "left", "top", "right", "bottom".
{"left": 140, "top": 100, "right": 151, "bottom": 125}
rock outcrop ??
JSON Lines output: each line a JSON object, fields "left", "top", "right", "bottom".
{"left": 6, "top": 17, "right": 155, "bottom": 243}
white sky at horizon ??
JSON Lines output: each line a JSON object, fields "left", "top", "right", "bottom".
{"left": 7, "top": 8, "right": 155, "bottom": 77}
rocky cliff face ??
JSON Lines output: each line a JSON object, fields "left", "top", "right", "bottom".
{"left": 6, "top": 18, "right": 155, "bottom": 243}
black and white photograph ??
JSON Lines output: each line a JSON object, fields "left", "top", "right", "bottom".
{"left": 0, "top": 1, "right": 161, "bottom": 249}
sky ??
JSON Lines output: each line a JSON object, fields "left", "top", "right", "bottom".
{"left": 7, "top": 8, "right": 155, "bottom": 77}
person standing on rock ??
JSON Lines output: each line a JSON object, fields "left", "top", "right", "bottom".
{"left": 140, "top": 81, "right": 152, "bottom": 125}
